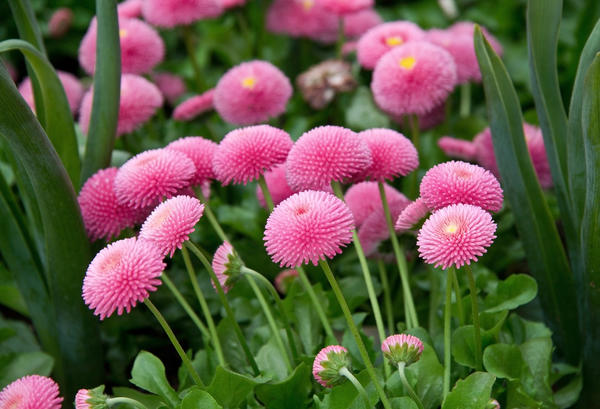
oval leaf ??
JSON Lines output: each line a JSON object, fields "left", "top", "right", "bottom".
{"left": 442, "top": 372, "right": 496, "bottom": 409}
{"left": 130, "top": 351, "right": 179, "bottom": 409}
{"left": 484, "top": 274, "right": 538, "bottom": 313}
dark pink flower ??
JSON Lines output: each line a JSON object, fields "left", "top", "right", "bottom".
{"left": 152, "top": 72, "right": 187, "bottom": 105}
{"left": 256, "top": 163, "right": 297, "bottom": 208}
{"left": 266, "top": 0, "right": 338, "bottom": 44}
{"left": 344, "top": 181, "right": 405, "bottom": 228}
{"left": 166, "top": 136, "right": 218, "bottom": 186}
{"left": 173, "top": 89, "right": 215, "bottom": 120}
{"left": 395, "top": 197, "right": 430, "bottom": 232}
{"left": 118, "top": 0, "right": 144, "bottom": 18}
{"left": 358, "top": 194, "right": 410, "bottom": 256}
{"left": 357, "top": 128, "right": 418, "bottom": 181}
{"left": 142, "top": 0, "right": 223, "bottom": 28}
{"left": 343, "top": 8, "right": 382, "bottom": 39}
{"left": 48, "top": 8, "right": 73, "bottom": 38}
{"left": 320, "top": 0, "right": 373, "bottom": 16}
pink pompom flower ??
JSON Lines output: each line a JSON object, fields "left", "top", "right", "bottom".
{"left": 357, "top": 128, "right": 418, "bottom": 181}
{"left": 79, "top": 18, "right": 164, "bottom": 75}
{"left": 114, "top": 148, "right": 196, "bottom": 209}
{"left": 264, "top": 190, "right": 354, "bottom": 267}
{"left": 139, "top": 196, "right": 204, "bottom": 257}
{"left": 48, "top": 7, "right": 73, "bottom": 38}
{"left": 78, "top": 167, "right": 140, "bottom": 241}
{"left": 438, "top": 136, "right": 477, "bottom": 161}
{"left": 372, "top": 41, "right": 457, "bottom": 117}
{"left": 312, "top": 345, "right": 351, "bottom": 387}
{"left": 222, "top": 0, "right": 247, "bottom": 8}
{"left": 152, "top": 72, "right": 187, "bottom": 105}
{"left": 142, "top": 0, "right": 223, "bottom": 28}
{"left": 343, "top": 8, "right": 382, "bottom": 39}
{"left": 450, "top": 22, "right": 503, "bottom": 57}
{"left": 166, "top": 136, "right": 218, "bottom": 186}
{"left": 173, "top": 89, "right": 215, "bottom": 120}
{"left": 19, "top": 70, "right": 84, "bottom": 115}
{"left": 266, "top": 0, "right": 338, "bottom": 44}
{"left": 212, "top": 241, "right": 243, "bottom": 293}
{"left": 79, "top": 74, "right": 163, "bottom": 137}
{"left": 395, "top": 197, "right": 430, "bottom": 232}
{"left": 213, "top": 125, "right": 293, "bottom": 185}
{"left": 356, "top": 21, "right": 426, "bottom": 70}
{"left": 286, "top": 126, "right": 372, "bottom": 191}
{"left": 275, "top": 269, "right": 299, "bottom": 294}
{"left": 0, "top": 375, "right": 63, "bottom": 409}
{"left": 358, "top": 194, "right": 411, "bottom": 256}
{"left": 419, "top": 161, "right": 503, "bottom": 212}
{"left": 344, "top": 181, "right": 406, "bottom": 228}
{"left": 213, "top": 60, "right": 292, "bottom": 125}
{"left": 381, "top": 334, "right": 424, "bottom": 366}
{"left": 256, "top": 163, "right": 297, "bottom": 209}
{"left": 118, "top": 0, "right": 144, "bottom": 18}
{"left": 320, "top": 0, "right": 373, "bottom": 16}
{"left": 83, "top": 237, "right": 165, "bottom": 319}
{"left": 75, "top": 387, "right": 108, "bottom": 409}
{"left": 417, "top": 203, "right": 497, "bottom": 269}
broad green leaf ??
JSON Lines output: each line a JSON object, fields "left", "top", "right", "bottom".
{"left": 520, "top": 337, "right": 554, "bottom": 405}
{"left": 256, "top": 337, "right": 288, "bottom": 381}
{"left": 181, "top": 388, "right": 222, "bottom": 409}
{"left": 553, "top": 373, "right": 582, "bottom": 409}
{"left": 255, "top": 363, "right": 311, "bottom": 409}
{"left": 80, "top": 0, "right": 121, "bottom": 184}
{"left": 475, "top": 27, "right": 581, "bottom": 363}
{"left": 483, "top": 343, "right": 524, "bottom": 380}
{"left": 442, "top": 372, "right": 495, "bottom": 409}
{"left": 0, "top": 351, "right": 53, "bottom": 387}
{"left": 345, "top": 87, "right": 391, "bottom": 131}
{"left": 390, "top": 397, "right": 418, "bottom": 409}
{"left": 318, "top": 369, "right": 378, "bottom": 409}
{"left": 451, "top": 325, "right": 494, "bottom": 369}
{"left": 484, "top": 274, "right": 538, "bottom": 313}
{"left": 507, "top": 381, "right": 543, "bottom": 409}
{"left": 205, "top": 366, "right": 260, "bottom": 409}
{"left": 130, "top": 351, "right": 179, "bottom": 409}
{"left": 112, "top": 387, "right": 168, "bottom": 409}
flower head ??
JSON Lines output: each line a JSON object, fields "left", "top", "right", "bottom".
{"left": 118, "top": 0, "right": 144, "bottom": 18}
{"left": 320, "top": 0, "right": 373, "bottom": 16}
{"left": 343, "top": 8, "right": 382, "bottom": 39}
{"left": 83, "top": 237, "right": 165, "bottom": 319}
{"left": 358, "top": 195, "right": 410, "bottom": 256}
{"left": 152, "top": 72, "right": 187, "bottom": 105}
{"left": 264, "top": 190, "right": 354, "bottom": 267}
{"left": 222, "top": 0, "right": 247, "bottom": 9}
{"left": 381, "top": 334, "right": 424, "bottom": 366}
{"left": 266, "top": 0, "right": 338, "bottom": 44}
{"left": 48, "top": 8, "right": 73, "bottom": 38}
{"left": 114, "top": 148, "right": 196, "bottom": 209}
{"left": 173, "top": 89, "right": 215, "bottom": 121}
{"left": 142, "top": 0, "right": 223, "bottom": 28}
{"left": 79, "top": 18, "right": 164, "bottom": 75}
{"left": 275, "top": 269, "right": 299, "bottom": 294}
{"left": 139, "top": 196, "right": 204, "bottom": 257}
{"left": 356, "top": 21, "right": 426, "bottom": 70}
{"left": 417, "top": 203, "right": 497, "bottom": 269}
{"left": 213, "top": 125, "right": 293, "bottom": 185}
{"left": 344, "top": 181, "right": 405, "bottom": 228}
{"left": 166, "top": 136, "right": 218, "bottom": 186}
{"left": 256, "top": 164, "right": 297, "bottom": 208}
{"left": 450, "top": 22, "right": 503, "bottom": 56}
{"left": 19, "top": 71, "right": 83, "bottom": 115}
{"left": 312, "top": 345, "right": 350, "bottom": 387}
{"left": 372, "top": 41, "right": 457, "bottom": 116}
{"left": 212, "top": 241, "right": 243, "bottom": 293}
{"left": 420, "top": 161, "right": 503, "bottom": 212}
{"left": 213, "top": 60, "right": 292, "bottom": 125}
{"left": 357, "top": 128, "right": 418, "bottom": 181}
{"left": 438, "top": 136, "right": 477, "bottom": 161}
{"left": 0, "top": 375, "right": 63, "bottom": 409}
{"left": 74, "top": 386, "right": 108, "bottom": 409}
{"left": 286, "top": 126, "right": 372, "bottom": 191}
{"left": 395, "top": 198, "right": 430, "bottom": 232}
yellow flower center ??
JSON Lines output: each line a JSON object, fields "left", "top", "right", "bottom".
{"left": 241, "top": 76, "right": 257, "bottom": 89}
{"left": 399, "top": 56, "right": 416, "bottom": 70}
{"left": 386, "top": 36, "right": 403, "bottom": 46}
{"left": 302, "top": 0, "right": 314, "bottom": 11}
{"left": 119, "top": 28, "right": 128, "bottom": 38}
{"left": 445, "top": 223, "right": 459, "bottom": 234}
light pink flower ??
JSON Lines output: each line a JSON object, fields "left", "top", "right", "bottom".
{"left": 48, "top": 8, "right": 73, "bottom": 38}
{"left": 222, "top": 0, "right": 247, "bottom": 8}
{"left": 114, "top": 148, "right": 196, "bottom": 209}
{"left": 419, "top": 161, "right": 503, "bottom": 212}
{"left": 142, "top": 0, "right": 223, "bottom": 28}
{"left": 173, "top": 89, "right": 215, "bottom": 120}
{"left": 358, "top": 195, "right": 411, "bottom": 256}
{"left": 0, "top": 375, "right": 63, "bottom": 409}
{"left": 438, "top": 136, "right": 477, "bottom": 161}
{"left": 83, "top": 237, "right": 165, "bottom": 319}
{"left": 74, "top": 387, "right": 108, "bottom": 409}
{"left": 450, "top": 22, "right": 503, "bottom": 57}
{"left": 19, "top": 70, "right": 84, "bottom": 115}
{"left": 312, "top": 345, "right": 350, "bottom": 388}
{"left": 212, "top": 241, "right": 239, "bottom": 293}
{"left": 152, "top": 72, "right": 187, "bottom": 105}
{"left": 357, "top": 128, "right": 418, "bottom": 181}
{"left": 344, "top": 181, "right": 405, "bottom": 228}
{"left": 286, "top": 126, "right": 372, "bottom": 191}
{"left": 166, "top": 136, "right": 218, "bottom": 186}
{"left": 417, "top": 203, "right": 497, "bottom": 269}
{"left": 256, "top": 163, "right": 297, "bottom": 209}
{"left": 266, "top": 0, "right": 338, "bottom": 44}
{"left": 75, "top": 389, "right": 92, "bottom": 409}
{"left": 118, "top": 0, "right": 144, "bottom": 18}
{"left": 214, "top": 61, "right": 292, "bottom": 125}
{"left": 275, "top": 269, "right": 299, "bottom": 294}
{"left": 213, "top": 125, "right": 293, "bottom": 185}
{"left": 356, "top": 21, "right": 426, "bottom": 70}
{"left": 395, "top": 198, "right": 430, "bottom": 232}
{"left": 381, "top": 333, "right": 424, "bottom": 365}
{"left": 343, "top": 9, "right": 382, "bottom": 39}
{"left": 320, "top": 0, "right": 373, "bottom": 16}
{"left": 372, "top": 41, "right": 457, "bottom": 116}
{"left": 264, "top": 190, "right": 354, "bottom": 267}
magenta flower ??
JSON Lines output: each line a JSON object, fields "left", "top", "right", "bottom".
{"left": 166, "top": 136, "right": 218, "bottom": 186}
{"left": 83, "top": 237, "right": 165, "bottom": 319}
{"left": 320, "top": 0, "right": 373, "bottom": 16}
{"left": 264, "top": 190, "right": 354, "bottom": 267}
{"left": 344, "top": 181, "right": 406, "bottom": 228}
{"left": 118, "top": 0, "right": 144, "bottom": 18}
{"left": 142, "top": 0, "right": 223, "bottom": 28}
{"left": 395, "top": 198, "right": 430, "bottom": 232}
{"left": 152, "top": 72, "right": 187, "bottom": 105}
{"left": 212, "top": 241, "right": 243, "bottom": 293}
{"left": 437, "top": 136, "right": 477, "bottom": 161}
{"left": 343, "top": 9, "right": 382, "bottom": 39}
{"left": 274, "top": 269, "right": 299, "bottom": 294}
{"left": 256, "top": 164, "right": 297, "bottom": 209}
{"left": 381, "top": 334, "right": 424, "bottom": 366}
{"left": 19, "top": 70, "right": 83, "bottom": 115}
{"left": 357, "top": 128, "right": 418, "bottom": 181}
{"left": 173, "top": 89, "right": 215, "bottom": 121}
{"left": 222, "top": 0, "right": 247, "bottom": 9}
{"left": 48, "top": 7, "right": 73, "bottom": 38}
{"left": 417, "top": 203, "right": 497, "bottom": 269}
{"left": 266, "top": 0, "right": 338, "bottom": 44}
{"left": 74, "top": 387, "right": 108, "bottom": 409}
{"left": 358, "top": 194, "right": 410, "bottom": 256}
{"left": 312, "top": 345, "right": 350, "bottom": 387}
{"left": 0, "top": 375, "right": 63, "bottom": 409}
{"left": 213, "top": 60, "right": 292, "bottom": 125}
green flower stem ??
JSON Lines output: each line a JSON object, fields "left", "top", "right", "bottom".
{"left": 258, "top": 174, "right": 275, "bottom": 211}
{"left": 377, "top": 259, "right": 395, "bottom": 335}
{"left": 428, "top": 269, "right": 440, "bottom": 337}
{"left": 107, "top": 397, "right": 149, "bottom": 409}
{"left": 178, "top": 248, "right": 226, "bottom": 367}
{"left": 339, "top": 366, "right": 371, "bottom": 409}
{"left": 450, "top": 268, "right": 465, "bottom": 326}
{"left": 464, "top": 264, "right": 482, "bottom": 370}
{"left": 319, "top": 259, "right": 392, "bottom": 409}
{"left": 194, "top": 187, "right": 230, "bottom": 243}
{"left": 181, "top": 25, "right": 205, "bottom": 91}
{"left": 185, "top": 241, "right": 260, "bottom": 375}
{"left": 241, "top": 266, "right": 300, "bottom": 361}
{"left": 297, "top": 266, "right": 336, "bottom": 342}
{"left": 397, "top": 362, "right": 425, "bottom": 409}
{"left": 144, "top": 298, "right": 204, "bottom": 387}
{"left": 459, "top": 82, "right": 471, "bottom": 118}
{"left": 407, "top": 115, "right": 420, "bottom": 199}
{"left": 443, "top": 267, "right": 454, "bottom": 399}
{"left": 337, "top": 18, "right": 345, "bottom": 59}
{"left": 377, "top": 181, "right": 419, "bottom": 329}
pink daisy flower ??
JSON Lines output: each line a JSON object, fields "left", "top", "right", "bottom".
{"left": 356, "top": 21, "right": 426, "bottom": 70}
{"left": 114, "top": 148, "right": 196, "bottom": 209}
{"left": 357, "top": 128, "right": 418, "bottom": 181}
{"left": 173, "top": 89, "right": 215, "bottom": 120}
{"left": 371, "top": 41, "right": 457, "bottom": 116}
{"left": 48, "top": 7, "right": 73, "bottom": 38}
{"left": 312, "top": 345, "right": 350, "bottom": 388}
{"left": 152, "top": 72, "right": 187, "bottom": 105}
{"left": 395, "top": 197, "right": 430, "bottom": 232}
{"left": 264, "top": 190, "right": 354, "bottom": 267}
{"left": 417, "top": 203, "right": 497, "bottom": 269}
{"left": 358, "top": 194, "right": 411, "bottom": 256}
{"left": 286, "top": 126, "right": 372, "bottom": 191}
{"left": 142, "top": 0, "right": 223, "bottom": 28}
{"left": 274, "top": 269, "right": 299, "bottom": 294}
{"left": 381, "top": 334, "right": 424, "bottom": 366}
{"left": 79, "top": 18, "right": 164, "bottom": 76}
{"left": 438, "top": 136, "right": 477, "bottom": 161}
{"left": 343, "top": 9, "right": 382, "bottom": 39}
{"left": 78, "top": 167, "right": 140, "bottom": 241}
{"left": 213, "top": 125, "right": 293, "bottom": 185}
{"left": 320, "top": 0, "right": 373, "bottom": 16}
{"left": 450, "top": 22, "right": 503, "bottom": 57}
{"left": 266, "top": 0, "right": 338, "bottom": 44}
{"left": 418, "top": 102, "right": 447, "bottom": 130}
{"left": 79, "top": 74, "right": 163, "bottom": 137}
{"left": 212, "top": 241, "right": 243, "bottom": 293}
{"left": 0, "top": 375, "right": 63, "bottom": 409}
{"left": 166, "top": 136, "right": 218, "bottom": 186}
{"left": 420, "top": 161, "right": 503, "bottom": 212}
{"left": 118, "top": 0, "right": 144, "bottom": 18}
{"left": 139, "top": 195, "right": 204, "bottom": 257}
{"left": 19, "top": 70, "right": 84, "bottom": 115}
{"left": 222, "top": 0, "right": 247, "bottom": 8}
{"left": 213, "top": 60, "right": 292, "bottom": 125}
{"left": 344, "top": 181, "right": 405, "bottom": 228}
{"left": 83, "top": 237, "right": 165, "bottom": 319}
{"left": 256, "top": 163, "right": 297, "bottom": 209}
{"left": 75, "top": 387, "right": 108, "bottom": 409}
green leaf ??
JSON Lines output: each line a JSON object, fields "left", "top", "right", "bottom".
{"left": 345, "top": 87, "right": 391, "bottom": 131}
{"left": 112, "top": 387, "right": 168, "bottom": 409}
{"left": 442, "top": 372, "right": 496, "bottom": 409}
{"left": 474, "top": 27, "right": 581, "bottom": 363}
{"left": 483, "top": 343, "right": 524, "bottom": 380}
{"left": 390, "top": 397, "right": 419, "bottom": 409}
{"left": 507, "top": 381, "right": 543, "bottom": 409}
{"left": 451, "top": 325, "right": 494, "bottom": 369}
{"left": 255, "top": 337, "right": 288, "bottom": 381}
{"left": 255, "top": 363, "right": 311, "bottom": 409}
{"left": 130, "top": 351, "right": 179, "bottom": 409}
{"left": 205, "top": 366, "right": 260, "bottom": 409}
{"left": 484, "top": 274, "right": 538, "bottom": 313}
{"left": 553, "top": 373, "right": 582, "bottom": 409}
{"left": 520, "top": 337, "right": 554, "bottom": 405}
{"left": 318, "top": 369, "right": 378, "bottom": 409}
{"left": 181, "top": 388, "right": 223, "bottom": 409}
{"left": 0, "top": 351, "right": 53, "bottom": 387}
{"left": 80, "top": 0, "right": 121, "bottom": 184}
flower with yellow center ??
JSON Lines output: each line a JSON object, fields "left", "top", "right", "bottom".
{"left": 445, "top": 222, "right": 459, "bottom": 234}
{"left": 241, "top": 76, "right": 257, "bottom": 90}
{"left": 386, "top": 36, "right": 404, "bottom": 47}
{"left": 399, "top": 56, "right": 416, "bottom": 70}
{"left": 119, "top": 28, "right": 128, "bottom": 38}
